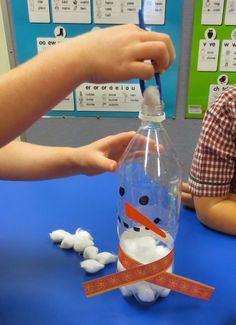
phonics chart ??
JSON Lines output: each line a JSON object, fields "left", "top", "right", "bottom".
{"left": 10, "top": 0, "right": 182, "bottom": 118}
{"left": 186, "top": 0, "right": 236, "bottom": 119}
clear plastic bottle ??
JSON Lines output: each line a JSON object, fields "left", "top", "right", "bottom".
{"left": 117, "top": 86, "right": 183, "bottom": 304}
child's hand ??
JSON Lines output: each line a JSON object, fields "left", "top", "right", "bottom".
{"left": 181, "top": 182, "right": 195, "bottom": 210}
{"left": 0, "top": 25, "right": 175, "bottom": 145}
{"left": 71, "top": 132, "right": 166, "bottom": 176}
{"left": 72, "top": 131, "right": 136, "bottom": 176}
{"left": 70, "top": 24, "right": 175, "bottom": 84}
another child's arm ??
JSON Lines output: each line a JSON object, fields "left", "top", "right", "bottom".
{"left": 181, "top": 182, "right": 236, "bottom": 235}
{"left": 0, "top": 24, "right": 175, "bottom": 147}
{"left": 0, "top": 131, "right": 135, "bottom": 180}
{"left": 187, "top": 87, "right": 236, "bottom": 235}
{"left": 181, "top": 182, "right": 195, "bottom": 209}
{"left": 193, "top": 195, "right": 236, "bottom": 235}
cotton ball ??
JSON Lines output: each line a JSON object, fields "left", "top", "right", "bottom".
{"left": 135, "top": 283, "right": 156, "bottom": 303}
{"left": 75, "top": 228, "right": 93, "bottom": 241}
{"left": 143, "top": 86, "right": 161, "bottom": 106}
{"left": 123, "top": 236, "right": 156, "bottom": 253}
{"left": 150, "top": 282, "right": 168, "bottom": 298}
{"left": 123, "top": 236, "right": 157, "bottom": 264}
{"left": 118, "top": 255, "right": 167, "bottom": 301}
{"left": 122, "top": 239, "right": 137, "bottom": 255}
{"left": 80, "top": 259, "right": 104, "bottom": 274}
{"left": 73, "top": 236, "right": 94, "bottom": 253}
{"left": 60, "top": 235, "right": 76, "bottom": 249}
{"left": 137, "top": 236, "right": 157, "bottom": 248}
{"left": 135, "top": 237, "right": 159, "bottom": 264}
{"left": 164, "top": 263, "right": 173, "bottom": 274}
{"left": 95, "top": 252, "right": 117, "bottom": 265}
{"left": 49, "top": 229, "right": 71, "bottom": 243}
{"left": 83, "top": 246, "right": 99, "bottom": 259}
{"left": 120, "top": 286, "right": 133, "bottom": 297}
{"left": 159, "top": 288, "right": 171, "bottom": 298}
{"left": 155, "top": 245, "right": 170, "bottom": 259}
{"left": 117, "top": 260, "right": 125, "bottom": 272}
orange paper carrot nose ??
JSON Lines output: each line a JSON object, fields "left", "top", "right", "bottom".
{"left": 125, "top": 202, "right": 166, "bottom": 239}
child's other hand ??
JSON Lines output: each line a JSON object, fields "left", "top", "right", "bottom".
{"left": 181, "top": 182, "right": 195, "bottom": 209}
{"left": 72, "top": 24, "right": 175, "bottom": 84}
{"left": 72, "top": 131, "right": 135, "bottom": 176}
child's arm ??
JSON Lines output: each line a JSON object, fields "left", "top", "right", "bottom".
{"left": 181, "top": 181, "right": 236, "bottom": 234}
{"left": 0, "top": 131, "right": 135, "bottom": 180}
{"left": 186, "top": 87, "right": 236, "bottom": 235}
{"left": 181, "top": 182, "right": 195, "bottom": 209}
{"left": 193, "top": 195, "right": 236, "bottom": 235}
{"left": 0, "top": 24, "right": 175, "bottom": 147}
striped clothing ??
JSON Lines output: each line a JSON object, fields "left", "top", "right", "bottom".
{"left": 189, "top": 86, "right": 236, "bottom": 197}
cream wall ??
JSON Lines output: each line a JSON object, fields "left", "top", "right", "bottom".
{"left": 0, "top": 3, "right": 10, "bottom": 74}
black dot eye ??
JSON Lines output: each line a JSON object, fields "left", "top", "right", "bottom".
{"left": 139, "top": 195, "right": 149, "bottom": 205}
{"left": 133, "top": 227, "right": 140, "bottom": 232}
{"left": 119, "top": 187, "right": 125, "bottom": 196}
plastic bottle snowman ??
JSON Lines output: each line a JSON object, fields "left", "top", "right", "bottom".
{"left": 116, "top": 86, "right": 182, "bottom": 304}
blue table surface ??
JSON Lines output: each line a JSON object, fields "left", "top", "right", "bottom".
{"left": 0, "top": 173, "right": 235, "bottom": 325}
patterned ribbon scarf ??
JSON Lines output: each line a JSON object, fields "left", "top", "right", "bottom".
{"left": 83, "top": 202, "right": 215, "bottom": 300}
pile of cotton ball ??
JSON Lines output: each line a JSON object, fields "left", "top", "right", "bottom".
{"left": 49, "top": 228, "right": 117, "bottom": 273}
{"left": 118, "top": 235, "right": 173, "bottom": 303}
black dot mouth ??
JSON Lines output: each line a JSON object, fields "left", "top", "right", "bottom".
{"left": 154, "top": 217, "right": 161, "bottom": 224}
{"left": 118, "top": 216, "right": 161, "bottom": 231}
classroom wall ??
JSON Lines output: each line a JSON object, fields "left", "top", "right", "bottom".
{"left": 0, "top": 2, "right": 21, "bottom": 142}
{"left": 2, "top": 0, "right": 202, "bottom": 180}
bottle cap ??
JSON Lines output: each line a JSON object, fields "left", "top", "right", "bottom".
{"left": 139, "top": 86, "right": 165, "bottom": 123}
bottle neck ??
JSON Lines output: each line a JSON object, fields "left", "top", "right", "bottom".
{"left": 138, "top": 107, "right": 166, "bottom": 124}
{"left": 140, "top": 120, "right": 163, "bottom": 129}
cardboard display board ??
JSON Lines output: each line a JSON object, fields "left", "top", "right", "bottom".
{"left": 186, "top": 0, "right": 236, "bottom": 119}
{"left": 0, "top": 4, "right": 10, "bottom": 74}
{"left": 9, "top": 0, "right": 183, "bottom": 118}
